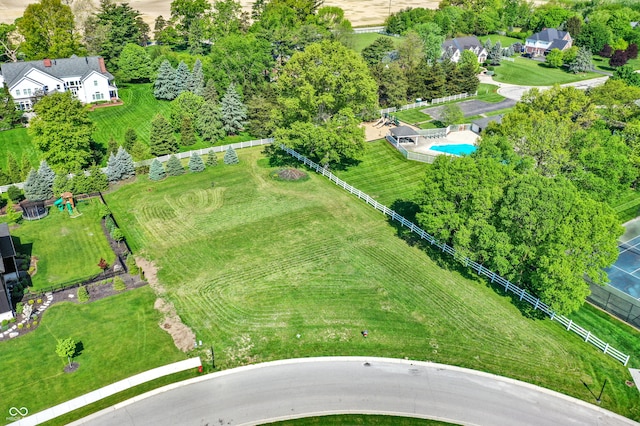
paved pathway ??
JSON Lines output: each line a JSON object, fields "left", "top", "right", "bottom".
{"left": 73, "top": 357, "right": 637, "bottom": 426}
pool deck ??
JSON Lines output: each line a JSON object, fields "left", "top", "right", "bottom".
{"left": 400, "top": 130, "right": 480, "bottom": 156}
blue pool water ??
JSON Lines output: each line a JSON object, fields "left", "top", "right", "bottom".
{"left": 431, "top": 144, "right": 477, "bottom": 156}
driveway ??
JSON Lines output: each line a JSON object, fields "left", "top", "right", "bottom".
{"left": 426, "top": 98, "right": 517, "bottom": 121}
{"left": 73, "top": 357, "right": 636, "bottom": 426}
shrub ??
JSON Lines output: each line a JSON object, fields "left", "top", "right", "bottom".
{"left": 28, "top": 299, "right": 34, "bottom": 305}
{"left": 32, "top": 320, "right": 38, "bottom": 326}
{"left": 18, "top": 323, "right": 23, "bottom": 329}
{"left": 1, "top": 319, "right": 7, "bottom": 326}
{"left": 206, "top": 153, "right": 218, "bottom": 167}
{"left": 113, "top": 276, "right": 126, "bottom": 292}
{"left": 223, "top": 146, "right": 239, "bottom": 165}
{"left": 98, "top": 204, "right": 111, "bottom": 218}
{"left": 166, "top": 155, "right": 185, "bottom": 176}
{"left": 37, "top": 298, "right": 42, "bottom": 304}
{"left": 26, "top": 323, "right": 31, "bottom": 329}
{"left": 77, "top": 286, "right": 89, "bottom": 303}
{"left": 32, "top": 314, "right": 38, "bottom": 321}
{"left": 111, "top": 227, "right": 125, "bottom": 242}
{"left": 15, "top": 302, "right": 23, "bottom": 314}
{"left": 126, "top": 255, "right": 140, "bottom": 275}
{"left": 135, "top": 165, "right": 150, "bottom": 175}
{"left": 149, "top": 159, "right": 166, "bottom": 181}
{"left": 9, "top": 318, "right": 16, "bottom": 323}
{"left": 7, "top": 185, "right": 24, "bottom": 203}
{"left": 188, "top": 153, "right": 205, "bottom": 173}
{"left": 105, "top": 216, "right": 116, "bottom": 232}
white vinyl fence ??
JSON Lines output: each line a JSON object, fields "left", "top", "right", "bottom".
{"left": 281, "top": 144, "right": 631, "bottom": 367}
{"left": 431, "top": 92, "right": 476, "bottom": 105}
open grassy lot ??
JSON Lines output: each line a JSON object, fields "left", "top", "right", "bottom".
{"left": 352, "top": 33, "right": 404, "bottom": 53}
{"left": 0, "top": 286, "right": 188, "bottom": 423}
{"left": 0, "top": 127, "right": 40, "bottom": 169}
{"left": 269, "top": 415, "right": 453, "bottom": 425}
{"left": 5, "top": 198, "right": 115, "bottom": 290}
{"left": 105, "top": 146, "right": 640, "bottom": 421}
{"left": 478, "top": 34, "right": 524, "bottom": 47}
{"left": 394, "top": 109, "right": 431, "bottom": 125}
{"left": 492, "top": 57, "right": 600, "bottom": 85}
{"left": 476, "top": 83, "right": 505, "bottom": 103}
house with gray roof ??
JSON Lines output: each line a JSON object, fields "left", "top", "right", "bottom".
{"left": 525, "top": 29, "right": 572, "bottom": 57}
{"left": 0, "top": 55, "right": 118, "bottom": 111}
{"left": 0, "top": 223, "right": 18, "bottom": 321}
{"left": 442, "top": 36, "right": 488, "bottom": 63}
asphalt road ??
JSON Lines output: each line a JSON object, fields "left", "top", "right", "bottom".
{"left": 74, "top": 357, "right": 637, "bottom": 426}
{"left": 427, "top": 98, "right": 517, "bottom": 120}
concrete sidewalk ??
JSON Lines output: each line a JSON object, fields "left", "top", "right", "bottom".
{"left": 8, "top": 357, "right": 202, "bottom": 426}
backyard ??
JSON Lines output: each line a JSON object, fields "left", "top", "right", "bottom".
{"left": 4, "top": 198, "right": 115, "bottom": 290}
{"left": 105, "top": 146, "right": 640, "bottom": 421}
{"left": 492, "top": 57, "right": 601, "bottom": 85}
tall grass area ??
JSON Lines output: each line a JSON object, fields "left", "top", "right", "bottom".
{"left": 5, "top": 199, "right": 115, "bottom": 290}
{"left": 106, "top": 147, "right": 639, "bottom": 421}
{"left": 0, "top": 287, "right": 188, "bottom": 421}
{"left": 492, "top": 57, "right": 601, "bottom": 85}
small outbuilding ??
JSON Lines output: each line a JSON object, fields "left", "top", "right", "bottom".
{"left": 389, "top": 126, "right": 420, "bottom": 144}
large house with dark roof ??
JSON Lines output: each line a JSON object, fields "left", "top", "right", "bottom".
{"left": 524, "top": 29, "right": 572, "bottom": 57}
{"left": 441, "top": 36, "right": 488, "bottom": 63}
{"left": 0, "top": 223, "right": 18, "bottom": 321}
{"left": 0, "top": 55, "right": 118, "bottom": 111}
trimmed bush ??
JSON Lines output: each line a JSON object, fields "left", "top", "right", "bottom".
{"left": 37, "top": 298, "right": 42, "bottom": 304}
{"left": 15, "top": 302, "right": 23, "bottom": 314}
{"left": 18, "top": 323, "right": 23, "bottom": 329}
{"left": 126, "top": 255, "right": 140, "bottom": 275}
{"left": 166, "top": 155, "right": 185, "bottom": 176}
{"left": 77, "top": 286, "right": 89, "bottom": 303}
{"left": 28, "top": 299, "right": 34, "bottom": 305}
{"left": 223, "top": 146, "right": 239, "bottom": 165}
{"left": 113, "top": 276, "right": 126, "bottom": 292}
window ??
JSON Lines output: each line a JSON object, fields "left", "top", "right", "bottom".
{"left": 26, "top": 88, "right": 32, "bottom": 95}
{"left": 56, "top": 84, "right": 61, "bottom": 90}
{"left": 93, "top": 92, "right": 104, "bottom": 101}
{"left": 15, "top": 89, "right": 20, "bottom": 96}
{"left": 94, "top": 80, "right": 98, "bottom": 86}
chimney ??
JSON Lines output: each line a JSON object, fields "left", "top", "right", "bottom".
{"left": 98, "top": 57, "right": 106, "bottom": 73}
{"left": 43, "top": 58, "right": 51, "bottom": 67}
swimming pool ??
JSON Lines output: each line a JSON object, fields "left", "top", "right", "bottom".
{"left": 430, "top": 144, "right": 477, "bottom": 156}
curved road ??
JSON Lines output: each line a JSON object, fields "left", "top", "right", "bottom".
{"left": 479, "top": 74, "right": 609, "bottom": 101}
{"left": 73, "top": 357, "right": 637, "bottom": 426}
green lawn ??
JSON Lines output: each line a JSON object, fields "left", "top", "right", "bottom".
{"left": 6, "top": 198, "right": 115, "bottom": 290}
{"left": 478, "top": 34, "right": 524, "bottom": 47}
{"left": 351, "top": 33, "right": 404, "bottom": 53}
{"left": 105, "top": 146, "right": 640, "bottom": 421}
{"left": 593, "top": 55, "right": 640, "bottom": 73}
{"left": 268, "top": 415, "right": 454, "bottom": 425}
{"left": 492, "top": 57, "right": 601, "bottom": 85}
{"left": 476, "top": 83, "right": 505, "bottom": 103}
{"left": 611, "top": 188, "right": 640, "bottom": 223}
{"left": 394, "top": 109, "right": 431, "bottom": 125}
{"left": 0, "top": 287, "right": 188, "bottom": 423}
{"left": 0, "top": 127, "right": 40, "bottom": 169}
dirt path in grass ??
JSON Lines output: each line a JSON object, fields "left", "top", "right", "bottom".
{"left": 136, "top": 256, "right": 196, "bottom": 352}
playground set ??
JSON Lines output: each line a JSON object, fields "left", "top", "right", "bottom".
{"left": 374, "top": 113, "right": 400, "bottom": 128}
{"left": 53, "top": 192, "right": 82, "bottom": 218}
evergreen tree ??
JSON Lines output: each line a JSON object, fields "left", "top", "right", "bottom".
{"left": 188, "top": 152, "right": 205, "bottom": 172}
{"left": 175, "top": 60, "right": 191, "bottom": 96}
{"left": 186, "top": 59, "right": 205, "bottom": 96}
{"left": 150, "top": 114, "right": 178, "bottom": 156}
{"left": 569, "top": 47, "right": 593, "bottom": 73}
{"left": 166, "top": 155, "right": 185, "bottom": 176}
{"left": 23, "top": 169, "right": 40, "bottom": 201}
{"left": 223, "top": 146, "right": 239, "bottom": 164}
{"left": 37, "top": 160, "right": 55, "bottom": 200}
{"left": 196, "top": 100, "right": 225, "bottom": 143}
{"left": 6, "top": 152, "right": 20, "bottom": 183}
{"left": 149, "top": 159, "right": 166, "bottom": 181}
{"left": 107, "top": 136, "right": 118, "bottom": 156}
{"left": 20, "top": 156, "right": 31, "bottom": 180}
{"left": 124, "top": 128, "right": 137, "bottom": 152}
{"left": 87, "top": 165, "right": 109, "bottom": 192}
{"left": 154, "top": 60, "right": 178, "bottom": 100}
{"left": 115, "top": 146, "right": 136, "bottom": 180}
{"left": 220, "top": 83, "right": 247, "bottom": 135}
{"left": 203, "top": 78, "right": 218, "bottom": 102}
{"left": 487, "top": 41, "right": 502, "bottom": 66}
{"left": 206, "top": 152, "right": 218, "bottom": 167}
{"left": 106, "top": 152, "right": 119, "bottom": 182}
{"left": 180, "top": 116, "right": 197, "bottom": 146}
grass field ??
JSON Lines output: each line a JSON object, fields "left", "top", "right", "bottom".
{"left": 269, "top": 415, "right": 453, "bottom": 425}
{"left": 5, "top": 198, "right": 115, "bottom": 290}
{"left": 0, "top": 127, "right": 40, "bottom": 169}
{"left": 478, "top": 34, "right": 524, "bottom": 47}
{"left": 492, "top": 57, "right": 601, "bottom": 85}
{"left": 105, "top": 146, "right": 640, "bottom": 421}
{"left": 476, "top": 83, "right": 505, "bottom": 103}
{"left": 593, "top": 55, "right": 640, "bottom": 73}
{"left": 0, "top": 286, "right": 188, "bottom": 423}
{"left": 394, "top": 109, "right": 431, "bottom": 126}
{"left": 351, "top": 33, "right": 404, "bottom": 53}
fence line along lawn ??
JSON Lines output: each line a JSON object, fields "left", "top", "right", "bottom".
{"left": 0, "top": 287, "right": 188, "bottom": 422}
{"left": 5, "top": 198, "right": 115, "bottom": 290}
{"left": 492, "top": 57, "right": 600, "bottom": 85}
{"left": 106, "top": 147, "right": 639, "bottom": 421}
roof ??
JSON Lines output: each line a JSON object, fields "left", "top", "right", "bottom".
{"left": 548, "top": 39, "right": 570, "bottom": 51}
{"left": 442, "top": 36, "right": 484, "bottom": 53}
{"left": 527, "top": 28, "right": 569, "bottom": 43}
{"left": 0, "top": 282, "right": 10, "bottom": 315}
{"left": 0, "top": 56, "right": 114, "bottom": 89}
{"left": 473, "top": 115, "right": 503, "bottom": 130}
{"left": 0, "top": 223, "right": 16, "bottom": 259}
{"left": 390, "top": 126, "right": 419, "bottom": 138}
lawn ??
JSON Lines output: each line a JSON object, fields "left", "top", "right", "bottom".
{"left": 478, "top": 34, "right": 524, "bottom": 47}
{"left": 0, "top": 127, "right": 40, "bottom": 169}
{"left": 0, "top": 286, "right": 188, "bottom": 424}
{"left": 593, "top": 55, "right": 640, "bottom": 73}
{"left": 611, "top": 188, "right": 640, "bottom": 223}
{"left": 476, "top": 83, "right": 505, "bottom": 103}
{"left": 492, "top": 57, "right": 601, "bottom": 85}
{"left": 5, "top": 198, "right": 115, "bottom": 290}
{"left": 269, "top": 415, "right": 452, "bottom": 425}
{"left": 105, "top": 146, "right": 640, "bottom": 421}
{"left": 394, "top": 109, "right": 431, "bottom": 125}
{"left": 351, "top": 33, "right": 404, "bottom": 53}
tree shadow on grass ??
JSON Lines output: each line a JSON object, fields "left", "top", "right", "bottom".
{"left": 75, "top": 341, "right": 84, "bottom": 358}
{"left": 387, "top": 198, "right": 547, "bottom": 321}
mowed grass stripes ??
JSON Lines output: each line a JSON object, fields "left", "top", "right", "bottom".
{"left": 106, "top": 147, "right": 640, "bottom": 421}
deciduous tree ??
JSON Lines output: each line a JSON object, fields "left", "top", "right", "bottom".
{"left": 56, "top": 337, "right": 76, "bottom": 367}
{"left": 118, "top": 43, "right": 152, "bottom": 82}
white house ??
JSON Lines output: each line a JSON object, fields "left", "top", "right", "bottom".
{"left": 525, "top": 28, "right": 572, "bottom": 57}
{"left": 441, "top": 36, "right": 488, "bottom": 63}
{"left": 0, "top": 55, "right": 118, "bottom": 110}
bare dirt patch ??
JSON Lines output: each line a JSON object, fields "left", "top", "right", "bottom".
{"left": 361, "top": 121, "right": 391, "bottom": 142}
{"left": 136, "top": 256, "right": 196, "bottom": 352}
